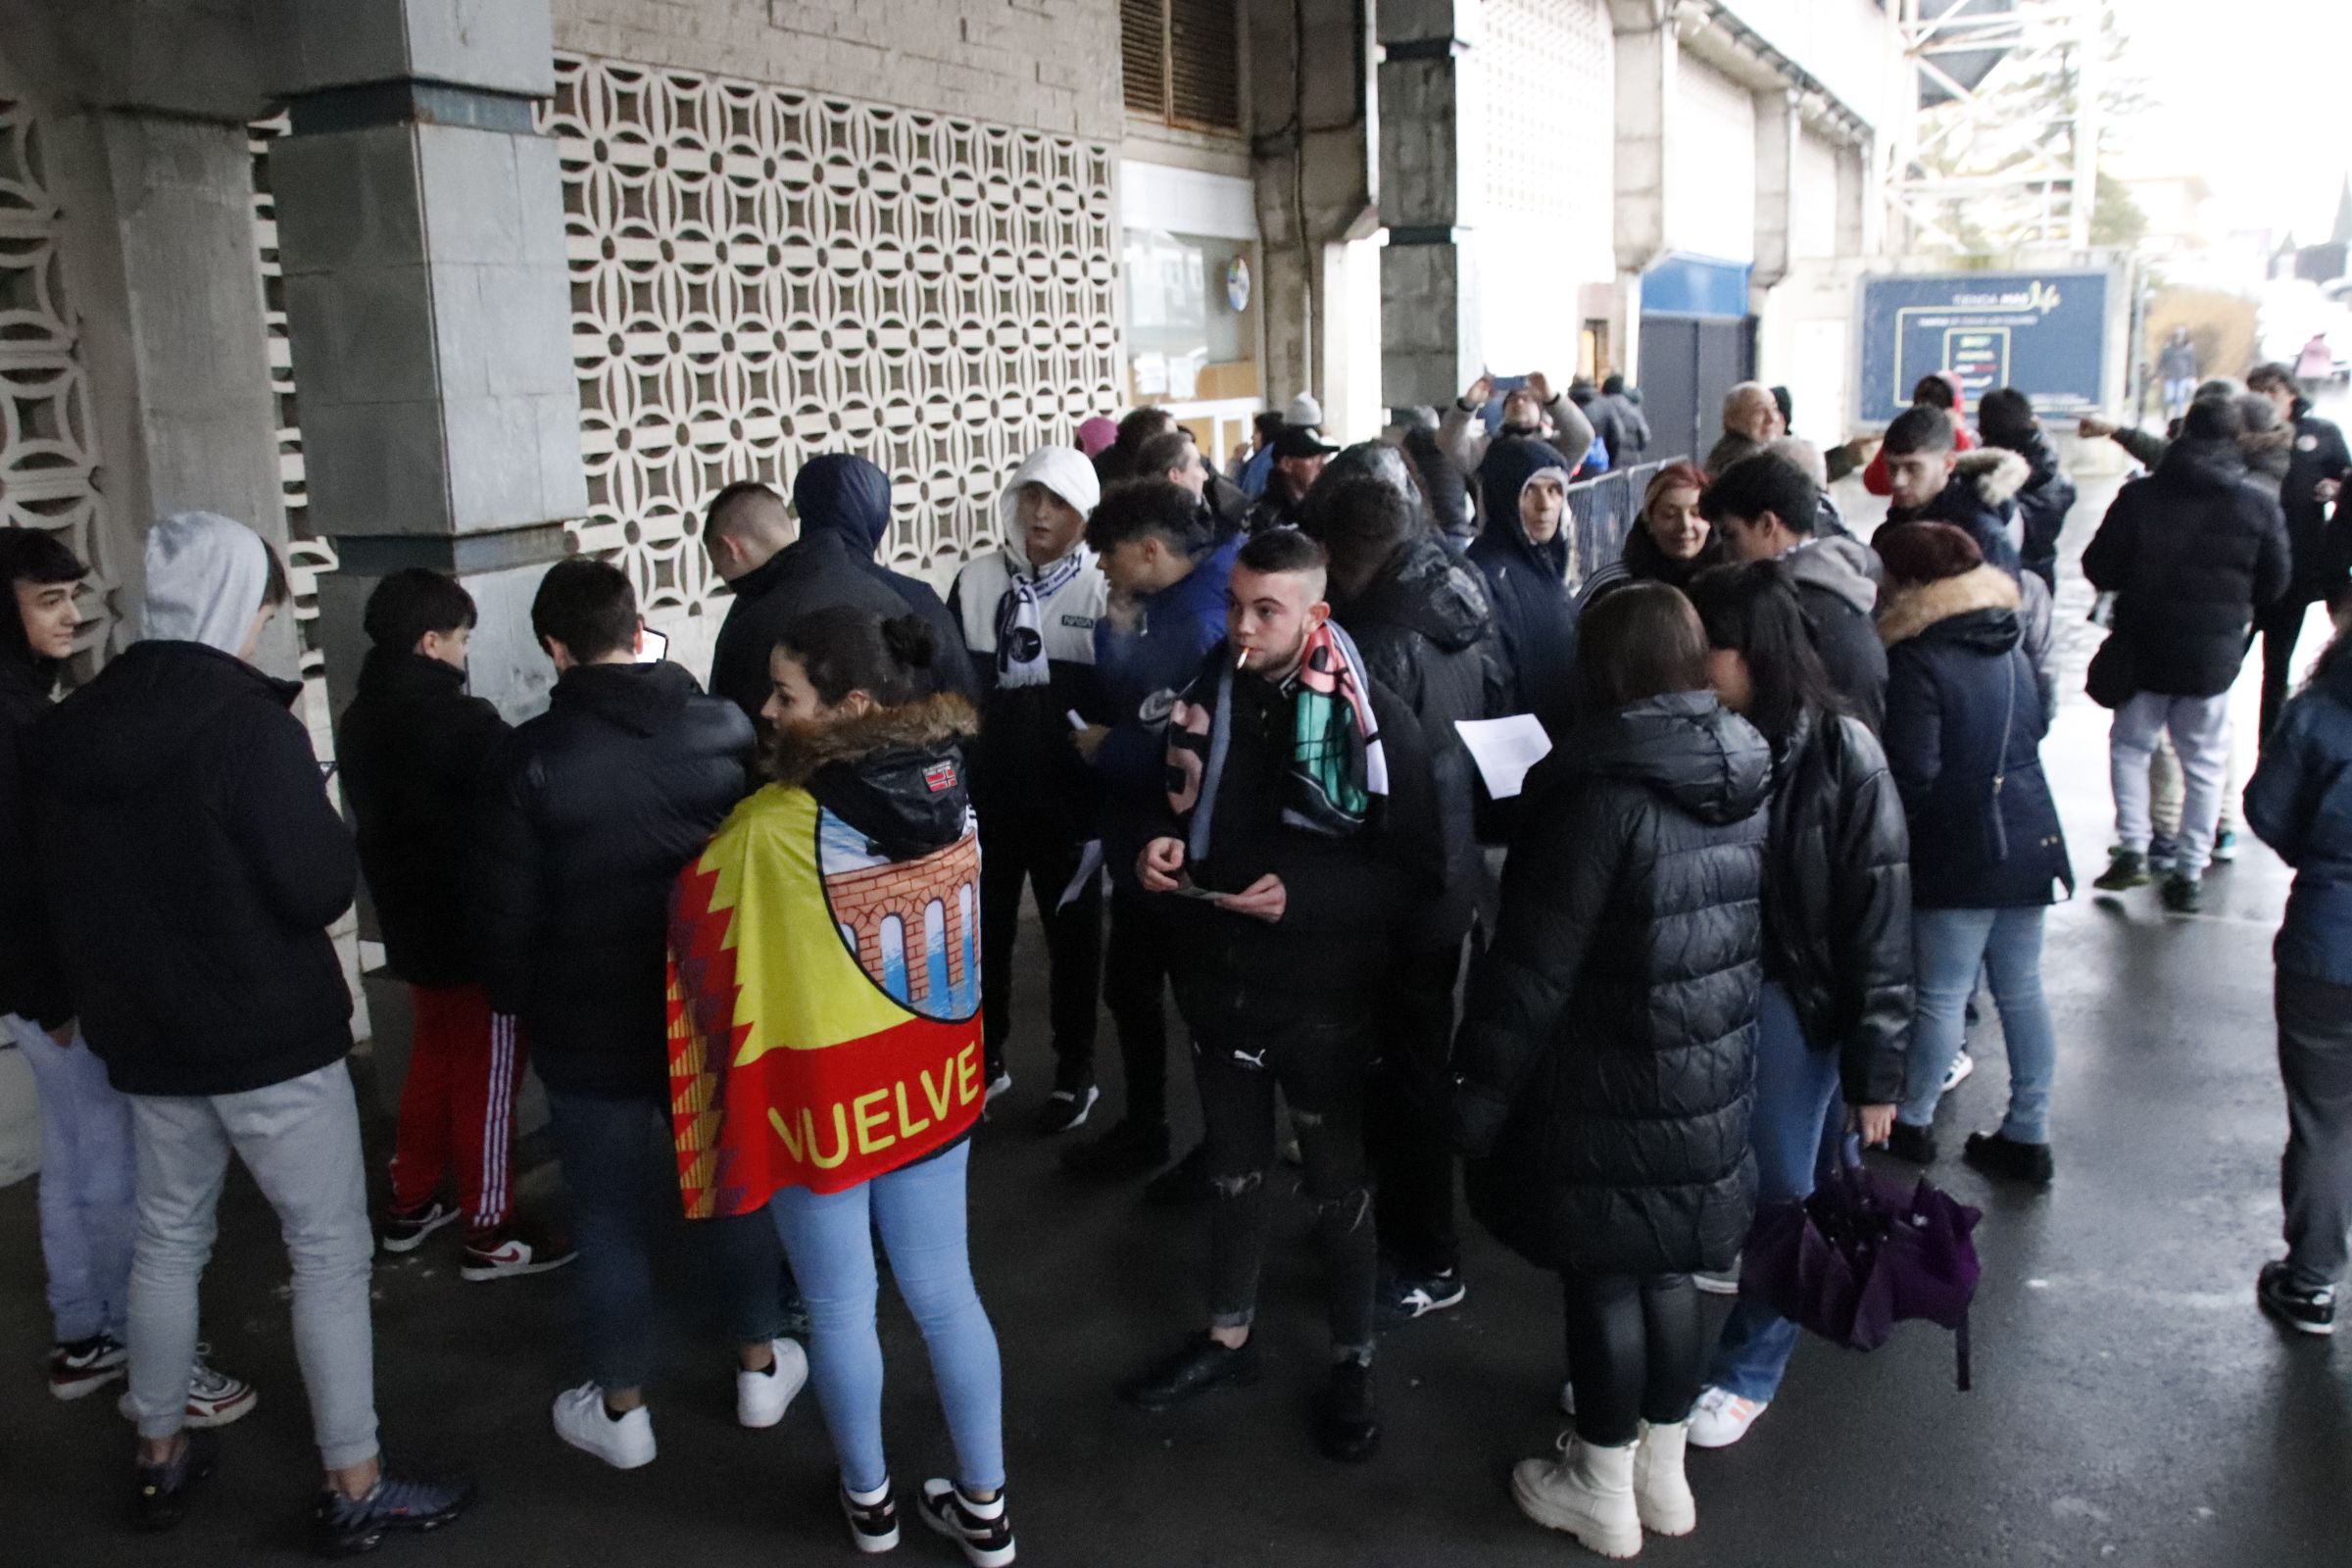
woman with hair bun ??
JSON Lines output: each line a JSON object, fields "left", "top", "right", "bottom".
{"left": 666, "top": 607, "right": 1015, "bottom": 1564}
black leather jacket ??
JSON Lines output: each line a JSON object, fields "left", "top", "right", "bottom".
{"left": 1761, "top": 711, "right": 1913, "bottom": 1106}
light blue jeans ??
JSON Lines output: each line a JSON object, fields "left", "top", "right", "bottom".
{"left": 5, "top": 1014, "right": 136, "bottom": 1345}
{"left": 768, "top": 1141, "right": 1004, "bottom": 1494}
{"left": 1900, "top": 906, "right": 2058, "bottom": 1143}
{"left": 1706, "top": 984, "right": 1845, "bottom": 1402}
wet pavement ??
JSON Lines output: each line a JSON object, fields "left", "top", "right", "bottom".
{"left": 3, "top": 454, "right": 2346, "bottom": 1567}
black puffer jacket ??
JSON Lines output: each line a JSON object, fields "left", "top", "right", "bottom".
{"left": 2278, "top": 402, "right": 2352, "bottom": 606}
{"left": 1466, "top": 437, "right": 1580, "bottom": 729}
{"left": 709, "top": 533, "right": 910, "bottom": 724}
{"left": 476, "top": 661, "right": 753, "bottom": 1099}
{"left": 1333, "top": 534, "right": 1494, "bottom": 947}
{"left": 1990, "top": 427, "right": 2079, "bottom": 589}
{"left": 336, "top": 649, "right": 512, "bottom": 988}
{"left": 1453, "top": 691, "right": 1772, "bottom": 1277}
{"left": 26, "top": 642, "right": 358, "bottom": 1095}
{"left": 1762, "top": 711, "right": 1912, "bottom": 1105}
{"left": 2082, "top": 437, "right": 2290, "bottom": 698}
{"left": 1880, "top": 448, "right": 2029, "bottom": 578}
{"left": 0, "top": 649, "right": 69, "bottom": 1026}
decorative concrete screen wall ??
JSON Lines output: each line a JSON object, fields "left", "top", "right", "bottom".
{"left": 0, "top": 96, "right": 116, "bottom": 662}
{"left": 1479, "top": 0, "right": 1613, "bottom": 376}
{"left": 539, "top": 51, "right": 1123, "bottom": 669}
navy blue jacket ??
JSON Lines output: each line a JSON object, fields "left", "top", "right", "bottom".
{"left": 1466, "top": 436, "right": 1580, "bottom": 730}
{"left": 1090, "top": 534, "right": 1242, "bottom": 887}
{"left": 2246, "top": 653, "right": 2352, "bottom": 986}
{"left": 1880, "top": 448, "right": 2028, "bottom": 578}
{"left": 1878, "top": 567, "right": 2073, "bottom": 910}
{"left": 791, "top": 456, "right": 979, "bottom": 702}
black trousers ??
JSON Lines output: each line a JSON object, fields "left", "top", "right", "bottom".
{"left": 1102, "top": 883, "right": 1174, "bottom": 1127}
{"left": 1194, "top": 1022, "right": 1378, "bottom": 1359}
{"left": 2279, "top": 969, "right": 2352, "bottom": 1289}
{"left": 2258, "top": 597, "right": 2315, "bottom": 746}
{"left": 979, "top": 819, "right": 1101, "bottom": 1089}
{"left": 1365, "top": 938, "right": 1465, "bottom": 1278}
{"left": 1562, "top": 1271, "right": 1704, "bottom": 1447}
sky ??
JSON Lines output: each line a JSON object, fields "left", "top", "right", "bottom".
{"left": 2111, "top": 0, "right": 2352, "bottom": 239}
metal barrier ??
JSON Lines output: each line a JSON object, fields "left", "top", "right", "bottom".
{"left": 1565, "top": 458, "right": 1684, "bottom": 594}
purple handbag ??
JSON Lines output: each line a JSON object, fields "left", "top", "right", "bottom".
{"left": 1739, "top": 1141, "right": 1984, "bottom": 1389}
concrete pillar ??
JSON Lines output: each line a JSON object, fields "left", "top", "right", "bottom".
{"left": 42, "top": 110, "right": 298, "bottom": 675}
{"left": 1610, "top": 1, "right": 1676, "bottom": 390}
{"left": 1377, "top": 0, "right": 1484, "bottom": 413}
{"left": 266, "top": 0, "right": 586, "bottom": 1115}
{"left": 1752, "top": 90, "right": 1799, "bottom": 295}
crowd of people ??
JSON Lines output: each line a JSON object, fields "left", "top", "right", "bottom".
{"left": 0, "top": 356, "right": 2346, "bottom": 1563}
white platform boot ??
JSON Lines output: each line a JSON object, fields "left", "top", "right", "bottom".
{"left": 1511, "top": 1432, "right": 1642, "bottom": 1558}
{"left": 1633, "top": 1419, "right": 1696, "bottom": 1537}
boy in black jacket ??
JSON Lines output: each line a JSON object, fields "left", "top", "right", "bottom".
{"left": 27, "top": 511, "right": 469, "bottom": 1548}
{"left": 1117, "top": 529, "right": 1442, "bottom": 1467}
{"left": 475, "top": 559, "right": 803, "bottom": 1470}
{"left": 338, "top": 568, "right": 568, "bottom": 1280}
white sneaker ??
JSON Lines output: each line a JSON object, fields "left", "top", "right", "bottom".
{"left": 552, "top": 1382, "right": 657, "bottom": 1469}
{"left": 1687, "top": 1385, "right": 1766, "bottom": 1449}
{"left": 984, "top": 1071, "right": 1013, "bottom": 1104}
{"left": 1942, "top": 1051, "right": 1975, "bottom": 1094}
{"left": 1559, "top": 1379, "right": 1577, "bottom": 1417}
{"left": 1692, "top": 1258, "right": 1740, "bottom": 1297}
{"left": 736, "top": 1338, "right": 809, "bottom": 1429}
{"left": 1633, "top": 1419, "right": 1695, "bottom": 1537}
{"left": 1510, "top": 1434, "right": 1642, "bottom": 1558}
{"left": 117, "top": 1348, "right": 259, "bottom": 1430}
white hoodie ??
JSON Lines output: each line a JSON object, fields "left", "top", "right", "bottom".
{"left": 140, "top": 512, "right": 270, "bottom": 656}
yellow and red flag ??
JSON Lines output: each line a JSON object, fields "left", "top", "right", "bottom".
{"left": 666, "top": 784, "right": 985, "bottom": 1217}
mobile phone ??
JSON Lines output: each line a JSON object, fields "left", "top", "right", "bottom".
{"left": 637, "top": 626, "right": 670, "bottom": 663}
{"left": 1168, "top": 883, "right": 1227, "bottom": 901}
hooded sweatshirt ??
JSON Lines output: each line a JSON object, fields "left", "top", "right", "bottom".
{"left": 794, "top": 456, "right": 979, "bottom": 702}
{"left": 1466, "top": 437, "right": 1581, "bottom": 729}
{"left": 948, "top": 447, "right": 1108, "bottom": 831}
{"left": 475, "top": 660, "right": 753, "bottom": 1099}
{"left": 25, "top": 512, "right": 359, "bottom": 1094}
{"left": 1781, "top": 533, "right": 1889, "bottom": 732}
{"left": 1984, "top": 425, "right": 2078, "bottom": 587}
{"left": 1454, "top": 690, "right": 1773, "bottom": 1278}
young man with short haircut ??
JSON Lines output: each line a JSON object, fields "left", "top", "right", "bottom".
{"left": 1058, "top": 481, "right": 1242, "bottom": 1185}
{"left": 1875, "top": 405, "right": 2028, "bottom": 577}
{"left": 337, "top": 568, "right": 571, "bottom": 1280}
{"left": 1, "top": 528, "right": 259, "bottom": 1429}
{"left": 476, "top": 559, "right": 806, "bottom": 1470}
{"left": 26, "top": 512, "right": 465, "bottom": 1549}
{"left": 1704, "top": 453, "right": 1889, "bottom": 731}
{"left": 1118, "top": 528, "right": 1442, "bottom": 1465}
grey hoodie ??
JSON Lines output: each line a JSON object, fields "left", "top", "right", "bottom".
{"left": 1783, "top": 533, "right": 1882, "bottom": 615}
{"left": 1783, "top": 534, "right": 1889, "bottom": 730}
{"left": 140, "top": 512, "right": 270, "bottom": 655}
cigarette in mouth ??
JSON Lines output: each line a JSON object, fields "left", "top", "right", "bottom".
{"left": 1235, "top": 646, "right": 1250, "bottom": 671}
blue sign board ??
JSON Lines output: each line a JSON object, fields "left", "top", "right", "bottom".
{"left": 1856, "top": 270, "right": 2109, "bottom": 421}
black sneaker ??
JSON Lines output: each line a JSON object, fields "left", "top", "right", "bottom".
{"left": 132, "top": 1431, "right": 217, "bottom": 1534}
{"left": 51, "top": 1331, "right": 129, "bottom": 1399}
{"left": 312, "top": 1472, "right": 476, "bottom": 1556}
{"left": 840, "top": 1479, "right": 901, "bottom": 1555}
{"left": 1381, "top": 1268, "right": 1467, "bottom": 1322}
{"left": 1962, "top": 1130, "right": 2055, "bottom": 1187}
{"left": 1059, "top": 1117, "right": 1170, "bottom": 1179}
{"left": 1317, "top": 1359, "right": 1380, "bottom": 1463}
{"left": 1881, "top": 1121, "right": 1937, "bottom": 1165}
{"left": 2161, "top": 873, "right": 2204, "bottom": 914}
{"left": 1141, "top": 1143, "right": 1210, "bottom": 1206}
{"left": 2092, "top": 848, "right": 2151, "bottom": 892}
{"left": 917, "top": 1479, "right": 1015, "bottom": 1567}
{"left": 1119, "top": 1333, "right": 1262, "bottom": 1411}
{"left": 2257, "top": 1260, "right": 2337, "bottom": 1337}
{"left": 1034, "top": 1082, "right": 1100, "bottom": 1136}
{"left": 380, "top": 1200, "right": 459, "bottom": 1254}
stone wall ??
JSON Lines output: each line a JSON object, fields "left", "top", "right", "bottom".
{"left": 552, "top": 0, "right": 1125, "bottom": 142}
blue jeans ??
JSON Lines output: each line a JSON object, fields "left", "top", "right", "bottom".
{"left": 1899, "top": 906, "right": 2058, "bottom": 1142}
{"left": 1706, "top": 984, "right": 1844, "bottom": 1402}
{"left": 546, "top": 1089, "right": 791, "bottom": 1392}
{"left": 5, "top": 1015, "right": 136, "bottom": 1344}
{"left": 768, "top": 1141, "right": 1004, "bottom": 1495}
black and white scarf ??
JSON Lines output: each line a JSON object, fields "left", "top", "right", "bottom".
{"left": 992, "top": 548, "right": 1089, "bottom": 689}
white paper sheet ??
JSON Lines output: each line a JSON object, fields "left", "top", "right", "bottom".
{"left": 1056, "top": 839, "right": 1105, "bottom": 911}
{"left": 1455, "top": 714, "right": 1553, "bottom": 801}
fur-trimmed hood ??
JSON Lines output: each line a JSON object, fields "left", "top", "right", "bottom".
{"left": 766, "top": 690, "right": 979, "bottom": 789}
{"left": 1878, "top": 564, "right": 2021, "bottom": 648}
{"left": 1951, "top": 447, "right": 2032, "bottom": 510}
{"left": 768, "top": 690, "right": 980, "bottom": 860}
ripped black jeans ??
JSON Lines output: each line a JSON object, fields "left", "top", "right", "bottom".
{"left": 1192, "top": 1023, "right": 1377, "bottom": 1362}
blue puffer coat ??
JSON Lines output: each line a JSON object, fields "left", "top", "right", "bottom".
{"left": 1878, "top": 565, "right": 2073, "bottom": 910}
{"left": 2246, "top": 650, "right": 2352, "bottom": 987}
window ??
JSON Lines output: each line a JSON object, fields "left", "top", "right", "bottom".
{"left": 1121, "top": 0, "right": 1242, "bottom": 132}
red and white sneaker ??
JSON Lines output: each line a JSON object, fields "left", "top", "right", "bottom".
{"left": 119, "top": 1349, "right": 259, "bottom": 1430}
{"left": 461, "top": 1225, "right": 577, "bottom": 1283}
{"left": 1686, "top": 1386, "right": 1766, "bottom": 1449}
{"left": 381, "top": 1200, "right": 460, "bottom": 1254}
{"left": 49, "top": 1333, "right": 128, "bottom": 1400}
